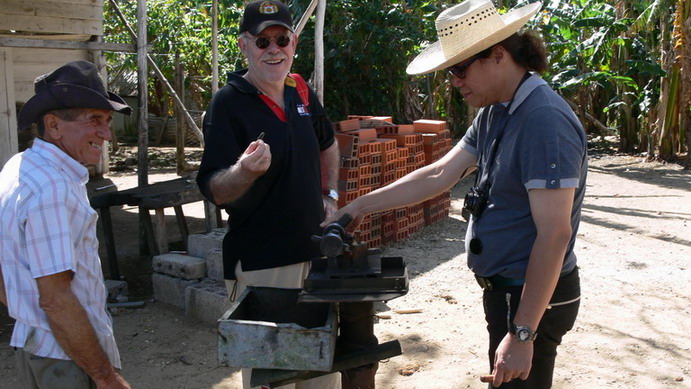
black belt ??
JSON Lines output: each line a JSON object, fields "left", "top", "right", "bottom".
{"left": 475, "top": 267, "right": 577, "bottom": 291}
{"left": 474, "top": 274, "right": 524, "bottom": 291}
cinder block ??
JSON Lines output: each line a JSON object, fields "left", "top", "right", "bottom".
{"left": 152, "top": 273, "right": 200, "bottom": 309}
{"left": 187, "top": 229, "right": 226, "bottom": 259}
{"left": 185, "top": 279, "right": 232, "bottom": 326}
{"left": 206, "top": 248, "right": 224, "bottom": 281}
{"left": 152, "top": 253, "right": 207, "bottom": 280}
{"left": 104, "top": 280, "right": 128, "bottom": 302}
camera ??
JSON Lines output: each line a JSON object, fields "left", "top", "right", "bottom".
{"left": 462, "top": 186, "right": 489, "bottom": 220}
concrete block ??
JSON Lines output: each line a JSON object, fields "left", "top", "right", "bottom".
{"left": 185, "top": 279, "right": 232, "bottom": 326}
{"left": 187, "top": 229, "right": 227, "bottom": 259}
{"left": 206, "top": 248, "right": 224, "bottom": 281}
{"left": 152, "top": 273, "right": 199, "bottom": 309}
{"left": 152, "top": 253, "right": 206, "bottom": 280}
{"left": 104, "top": 280, "right": 128, "bottom": 302}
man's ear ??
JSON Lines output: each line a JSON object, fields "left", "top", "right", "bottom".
{"left": 238, "top": 35, "right": 247, "bottom": 55}
{"left": 493, "top": 45, "right": 506, "bottom": 64}
{"left": 42, "top": 113, "right": 62, "bottom": 140}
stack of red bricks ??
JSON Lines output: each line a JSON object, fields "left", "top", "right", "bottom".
{"left": 334, "top": 116, "right": 453, "bottom": 248}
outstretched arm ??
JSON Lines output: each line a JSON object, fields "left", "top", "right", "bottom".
{"left": 323, "top": 144, "right": 477, "bottom": 231}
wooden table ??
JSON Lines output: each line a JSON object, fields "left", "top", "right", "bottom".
{"left": 90, "top": 177, "right": 222, "bottom": 280}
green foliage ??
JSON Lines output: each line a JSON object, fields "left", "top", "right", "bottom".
{"left": 104, "top": 0, "right": 245, "bottom": 114}
{"left": 292, "top": 0, "right": 441, "bottom": 122}
{"left": 103, "top": 0, "right": 686, "bottom": 159}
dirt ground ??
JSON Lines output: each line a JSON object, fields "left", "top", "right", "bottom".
{"left": 0, "top": 147, "right": 689, "bottom": 389}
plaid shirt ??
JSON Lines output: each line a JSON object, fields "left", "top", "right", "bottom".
{"left": 0, "top": 138, "right": 121, "bottom": 368}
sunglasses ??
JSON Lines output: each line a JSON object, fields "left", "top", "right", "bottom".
{"left": 448, "top": 56, "right": 480, "bottom": 79}
{"left": 252, "top": 35, "right": 291, "bottom": 49}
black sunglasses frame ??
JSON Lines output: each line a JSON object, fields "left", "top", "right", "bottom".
{"left": 447, "top": 56, "right": 480, "bottom": 79}
{"left": 254, "top": 35, "right": 291, "bottom": 49}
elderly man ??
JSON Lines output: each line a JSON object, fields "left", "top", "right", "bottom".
{"left": 324, "top": 1, "right": 586, "bottom": 388}
{"left": 196, "top": 1, "right": 340, "bottom": 388}
{"left": 0, "top": 60, "right": 131, "bottom": 389}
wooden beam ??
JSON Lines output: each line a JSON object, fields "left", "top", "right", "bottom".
{"left": 0, "top": 37, "right": 137, "bottom": 52}
{"left": 295, "top": 0, "right": 318, "bottom": 36}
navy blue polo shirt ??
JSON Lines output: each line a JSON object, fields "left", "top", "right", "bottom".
{"left": 197, "top": 70, "right": 335, "bottom": 277}
{"left": 459, "top": 75, "right": 588, "bottom": 279}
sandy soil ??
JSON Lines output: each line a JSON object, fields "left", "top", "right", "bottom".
{"left": 0, "top": 149, "right": 689, "bottom": 389}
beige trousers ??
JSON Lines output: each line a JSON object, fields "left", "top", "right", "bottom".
{"left": 225, "top": 261, "right": 341, "bottom": 389}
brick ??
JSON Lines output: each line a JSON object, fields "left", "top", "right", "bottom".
{"left": 187, "top": 229, "right": 226, "bottom": 259}
{"left": 348, "top": 128, "right": 378, "bottom": 142}
{"left": 338, "top": 179, "right": 358, "bottom": 191}
{"left": 335, "top": 119, "right": 361, "bottom": 132}
{"left": 152, "top": 273, "right": 200, "bottom": 309}
{"left": 370, "top": 116, "right": 393, "bottom": 123}
{"left": 357, "top": 142, "right": 371, "bottom": 156}
{"left": 413, "top": 119, "right": 447, "bottom": 133}
{"left": 359, "top": 186, "right": 373, "bottom": 196}
{"left": 338, "top": 190, "right": 359, "bottom": 208}
{"left": 336, "top": 133, "right": 359, "bottom": 158}
{"left": 374, "top": 124, "right": 413, "bottom": 136}
{"left": 421, "top": 133, "right": 440, "bottom": 145}
{"left": 339, "top": 167, "right": 359, "bottom": 181}
{"left": 341, "top": 157, "right": 359, "bottom": 169}
{"left": 395, "top": 168, "right": 406, "bottom": 180}
{"left": 153, "top": 253, "right": 207, "bottom": 280}
{"left": 206, "top": 248, "right": 224, "bottom": 281}
{"left": 347, "top": 115, "right": 373, "bottom": 121}
{"left": 381, "top": 133, "right": 423, "bottom": 147}
{"left": 185, "top": 279, "right": 232, "bottom": 326}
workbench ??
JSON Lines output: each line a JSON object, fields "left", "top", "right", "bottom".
{"left": 90, "top": 177, "right": 223, "bottom": 280}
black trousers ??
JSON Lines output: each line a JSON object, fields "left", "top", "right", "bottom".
{"left": 483, "top": 267, "right": 581, "bottom": 389}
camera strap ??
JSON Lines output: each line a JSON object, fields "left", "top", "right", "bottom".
{"left": 474, "top": 72, "right": 532, "bottom": 193}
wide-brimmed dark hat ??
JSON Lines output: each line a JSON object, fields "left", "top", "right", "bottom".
{"left": 17, "top": 60, "right": 131, "bottom": 131}
{"left": 240, "top": 1, "right": 293, "bottom": 36}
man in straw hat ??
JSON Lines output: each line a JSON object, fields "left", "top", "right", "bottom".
{"left": 324, "top": 0, "right": 587, "bottom": 387}
{"left": 0, "top": 60, "right": 131, "bottom": 388}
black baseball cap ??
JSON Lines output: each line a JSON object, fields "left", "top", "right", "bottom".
{"left": 240, "top": 1, "right": 293, "bottom": 35}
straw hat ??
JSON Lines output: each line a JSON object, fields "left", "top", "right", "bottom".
{"left": 406, "top": 0, "right": 542, "bottom": 75}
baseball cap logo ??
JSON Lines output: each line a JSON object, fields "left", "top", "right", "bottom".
{"left": 259, "top": 1, "right": 279, "bottom": 14}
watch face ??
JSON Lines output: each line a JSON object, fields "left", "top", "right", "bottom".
{"left": 518, "top": 328, "right": 530, "bottom": 341}
{"left": 328, "top": 189, "right": 339, "bottom": 201}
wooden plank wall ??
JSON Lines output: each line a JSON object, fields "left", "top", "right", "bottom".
{"left": 13, "top": 48, "right": 90, "bottom": 103}
{"left": 0, "top": 49, "right": 18, "bottom": 167}
{"left": 0, "top": 0, "right": 104, "bottom": 36}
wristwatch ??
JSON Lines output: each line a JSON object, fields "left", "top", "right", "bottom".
{"left": 323, "top": 189, "right": 339, "bottom": 201}
{"left": 510, "top": 323, "right": 538, "bottom": 343}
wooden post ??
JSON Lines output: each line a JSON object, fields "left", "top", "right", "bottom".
{"left": 314, "top": 0, "right": 326, "bottom": 103}
{"left": 137, "top": 0, "right": 150, "bottom": 254}
{"left": 136, "top": 0, "right": 148, "bottom": 187}
{"left": 212, "top": 0, "right": 219, "bottom": 94}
